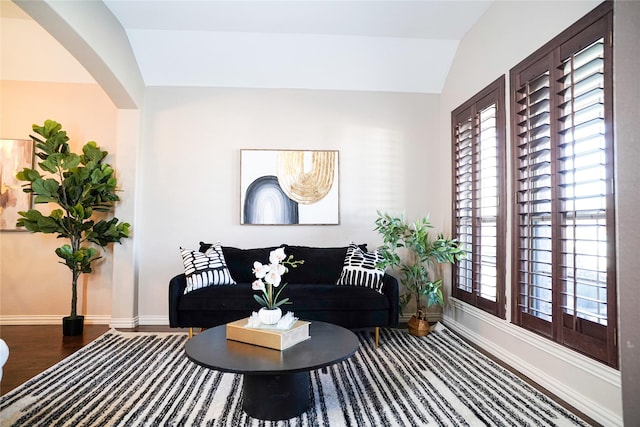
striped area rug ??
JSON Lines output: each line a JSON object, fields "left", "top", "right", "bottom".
{"left": 0, "top": 324, "right": 590, "bottom": 426}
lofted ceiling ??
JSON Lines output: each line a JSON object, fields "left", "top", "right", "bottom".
{"left": 5, "top": 1, "right": 494, "bottom": 94}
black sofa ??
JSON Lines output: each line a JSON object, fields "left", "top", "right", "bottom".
{"left": 169, "top": 244, "right": 399, "bottom": 346}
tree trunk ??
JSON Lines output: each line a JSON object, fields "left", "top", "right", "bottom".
{"left": 70, "top": 235, "right": 80, "bottom": 319}
{"left": 414, "top": 281, "right": 423, "bottom": 317}
{"left": 71, "top": 268, "right": 79, "bottom": 319}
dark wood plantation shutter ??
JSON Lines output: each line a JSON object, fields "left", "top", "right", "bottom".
{"left": 511, "top": 2, "right": 616, "bottom": 367}
{"left": 454, "top": 113, "right": 474, "bottom": 295}
{"left": 452, "top": 77, "right": 506, "bottom": 318}
{"left": 513, "top": 63, "right": 554, "bottom": 336}
{"left": 557, "top": 21, "right": 615, "bottom": 364}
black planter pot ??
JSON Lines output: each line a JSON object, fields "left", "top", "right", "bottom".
{"left": 63, "top": 315, "right": 84, "bottom": 336}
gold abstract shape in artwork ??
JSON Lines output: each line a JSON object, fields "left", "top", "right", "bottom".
{"left": 276, "top": 151, "right": 335, "bottom": 204}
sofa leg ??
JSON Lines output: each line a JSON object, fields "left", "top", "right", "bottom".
{"left": 375, "top": 327, "right": 379, "bottom": 348}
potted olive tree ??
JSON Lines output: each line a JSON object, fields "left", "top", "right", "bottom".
{"left": 375, "top": 211, "right": 464, "bottom": 336}
{"left": 16, "top": 120, "right": 130, "bottom": 336}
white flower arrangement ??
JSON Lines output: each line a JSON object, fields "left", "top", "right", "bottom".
{"left": 252, "top": 248, "right": 304, "bottom": 310}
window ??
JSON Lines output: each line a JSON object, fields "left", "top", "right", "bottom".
{"left": 452, "top": 77, "right": 506, "bottom": 318}
{"left": 510, "top": 2, "right": 616, "bottom": 367}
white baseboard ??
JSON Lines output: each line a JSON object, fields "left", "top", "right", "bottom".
{"left": 0, "top": 315, "right": 171, "bottom": 328}
{"left": 109, "top": 316, "right": 140, "bottom": 328}
{"left": 137, "top": 315, "right": 169, "bottom": 326}
{"left": 399, "top": 312, "right": 442, "bottom": 324}
{"left": 445, "top": 300, "right": 622, "bottom": 427}
{"left": 0, "top": 315, "right": 111, "bottom": 325}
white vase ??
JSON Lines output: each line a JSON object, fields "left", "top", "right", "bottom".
{"left": 258, "top": 307, "right": 282, "bottom": 325}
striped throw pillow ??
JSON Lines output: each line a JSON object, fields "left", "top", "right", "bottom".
{"left": 336, "top": 243, "right": 385, "bottom": 292}
{"left": 181, "top": 244, "right": 236, "bottom": 294}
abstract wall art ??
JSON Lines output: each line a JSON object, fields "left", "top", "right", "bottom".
{"left": 0, "top": 139, "right": 33, "bottom": 231}
{"left": 240, "top": 149, "right": 339, "bottom": 225}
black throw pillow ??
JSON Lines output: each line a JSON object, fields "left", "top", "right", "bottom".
{"left": 284, "top": 244, "right": 368, "bottom": 284}
{"left": 220, "top": 246, "right": 284, "bottom": 283}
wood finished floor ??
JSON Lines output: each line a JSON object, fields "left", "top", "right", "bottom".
{"left": 0, "top": 324, "right": 600, "bottom": 426}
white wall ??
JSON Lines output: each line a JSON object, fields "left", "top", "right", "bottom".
{"left": 613, "top": 1, "right": 640, "bottom": 424}
{"left": 136, "top": 87, "right": 441, "bottom": 322}
{"left": 439, "top": 1, "right": 622, "bottom": 425}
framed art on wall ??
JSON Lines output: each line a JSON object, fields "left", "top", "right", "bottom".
{"left": 0, "top": 139, "right": 33, "bottom": 231}
{"left": 240, "top": 149, "right": 339, "bottom": 225}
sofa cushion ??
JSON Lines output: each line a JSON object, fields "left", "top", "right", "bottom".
{"left": 178, "top": 283, "right": 389, "bottom": 312}
{"left": 220, "top": 246, "right": 285, "bottom": 283}
{"left": 337, "top": 243, "right": 385, "bottom": 292}
{"left": 284, "top": 244, "right": 367, "bottom": 284}
{"left": 180, "top": 245, "right": 236, "bottom": 294}
{"left": 285, "top": 284, "right": 389, "bottom": 311}
{"left": 179, "top": 283, "right": 259, "bottom": 311}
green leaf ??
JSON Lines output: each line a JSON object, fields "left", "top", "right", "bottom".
{"left": 50, "top": 209, "right": 64, "bottom": 220}
{"left": 33, "top": 195, "right": 52, "bottom": 204}
{"left": 21, "top": 209, "right": 44, "bottom": 221}
{"left": 55, "top": 245, "right": 101, "bottom": 273}
{"left": 87, "top": 218, "right": 130, "bottom": 246}
{"left": 44, "top": 178, "right": 59, "bottom": 194}
{"left": 16, "top": 209, "right": 62, "bottom": 233}
{"left": 82, "top": 141, "right": 106, "bottom": 163}
{"left": 272, "top": 282, "right": 289, "bottom": 306}
{"left": 273, "top": 298, "right": 291, "bottom": 308}
{"left": 101, "top": 164, "right": 114, "bottom": 177}
{"left": 38, "top": 158, "right": 58, "bottom": 174}
{"left": 55, "top": 245, "right": 74, "bottom": 262}
{"left": 74, "top": 203, "right": 85, "bottom": 220}
{"left": 32, "top": 178, "right": 59, "bottom": 200}
{"left": 33, "top": 120, "right": 62, "bottom": 138}
{"left": 61, "top": 153, "right": 81, "bottom": 170}
{"left": 37, "top": 216, "right": 61, "bottom": 233}
{"left": 16, "top": 168, "right": 40, "bottom": 182}
{"left": 253, "top": 294, "right": 268, "bottom": 307}
{"left": 32, "top": 120, "right": 69, "bottom": 156}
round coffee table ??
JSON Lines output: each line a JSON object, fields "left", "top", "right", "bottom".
{"left": 185, "top": 321, "right": 359, "bottom": 421}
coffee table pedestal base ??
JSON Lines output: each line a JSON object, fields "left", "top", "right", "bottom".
{"left": 242, "top": 372, "right": 310, "bottom": 420}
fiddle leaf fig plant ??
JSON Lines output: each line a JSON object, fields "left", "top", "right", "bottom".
{"left": 16, "top": 120, "right": 130, "bottom": 320}
{"left": 374, "top": 211, "right": 464, "bottom": 319}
